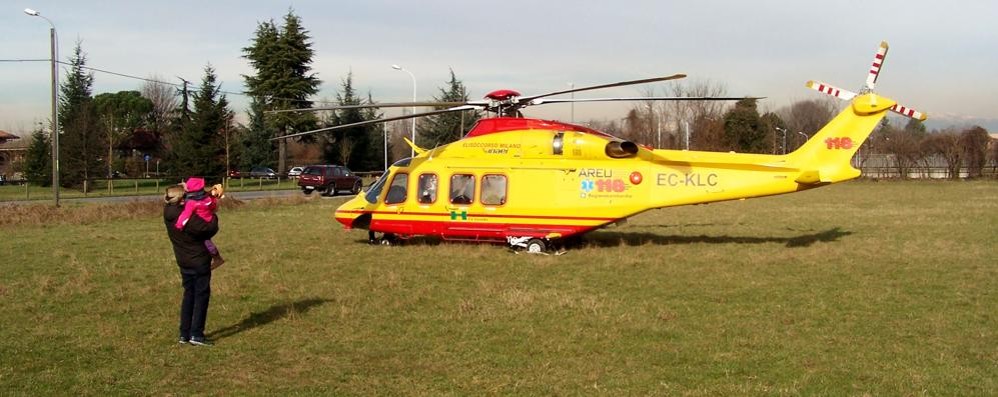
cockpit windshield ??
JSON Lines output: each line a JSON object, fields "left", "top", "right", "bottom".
{"left": 364, "top": 158, "right": 412, "bottom": 203}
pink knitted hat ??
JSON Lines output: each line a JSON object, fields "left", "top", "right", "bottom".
{"left": 185, "top": 177, "right": 205, "bottom": 192}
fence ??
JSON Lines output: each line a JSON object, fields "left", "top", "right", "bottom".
{"left": 0, "top": 176, "right": 299, "bottom": 202}
{"left": 855, "top": 154, "right": 998, "bottom": 179}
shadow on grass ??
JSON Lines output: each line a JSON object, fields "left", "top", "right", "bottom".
{"left": 208, "top": 297, "right": 331, "bottom": 341}
{"left": 582, "top": 227, "right": 852, "bottom": 248}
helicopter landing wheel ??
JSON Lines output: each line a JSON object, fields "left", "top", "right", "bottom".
{"left": 378, "top": 233, "right": 398, "bottom": 246}
{"left": 525, "top": 238, "right": 546, "bottom": 254}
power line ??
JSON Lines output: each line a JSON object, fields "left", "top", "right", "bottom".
{"left": 1, "top": 58, "right": 338, "bottom": 105}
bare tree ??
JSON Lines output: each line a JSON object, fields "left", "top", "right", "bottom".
{"left": 923, "top": 129, "right": 963, "bottom": 179}
{"left": 989, "top": 135, "right": 998, "bottom": 177}
{"left": 586, "top": 119, "right": 623, "bottom": 137}
{"left": 879, "top": 123, "right": 927, "bottom": 179}
{"left": 667, "top": 80, "right": 729, "bottom": 150}
{"left": 776, "top": 98, "right": 839, "bottom": 150}
{"left": 140, "top": 75, "right": 178, "bottom": 135}
{"left": 961, "top": 126, "right": 990, "bottom": 178}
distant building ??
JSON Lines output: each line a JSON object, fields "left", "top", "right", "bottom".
{"left": 0, "top": 130, "right": 28, "bottom": 178}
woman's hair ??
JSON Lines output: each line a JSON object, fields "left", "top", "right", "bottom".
{"left": 164, "top": 184, "right": 185, "bottom": 205}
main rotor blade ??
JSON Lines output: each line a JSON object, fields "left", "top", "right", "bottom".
{"left": 518, "top": 74, "right": 687, "bottom": 104}
{"left": 266, "top": 101, "right": 480, "bottom": 114}
{"left": 270, "top": 105, "right": 479, "bottom": 141}
{"left": 531, "top": 96, "right": 762, "bottom": 105}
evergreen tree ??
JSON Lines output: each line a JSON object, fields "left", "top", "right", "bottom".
{"left": 240, "top": 97, "right": 276, "bottom": 169}
{"left": 364, "top": 92, "right": 390, "bottom": 169}
{"left": 163, "top": 78, "right": 193, "bottom": 174}
{"left": 417, "top": 70, "right": 482, "bottom": 147}
{"left": 242, "top": 10, "right": 321, "bottom": 172}
{"left": 169, "top": 65, "right": 229, "bottom": 180}
{"left": 323, "top": 73, "right": 381, "bottom": 170}
{"left": 58, "top": 43, "right": 102, "bottom": 188}
{"left": 722, "top": 98, "right": 767, "bottom": 153}
{"left": 24, "top": 127, "right": 51, "bottom": 186}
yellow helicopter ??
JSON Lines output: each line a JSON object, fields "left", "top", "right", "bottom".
{"left": 274, "top": 41, "right": 925, "bottom": 253}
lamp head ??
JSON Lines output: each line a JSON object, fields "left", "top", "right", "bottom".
{"left": 24, "top": 8, "right": 40, "bottom": 16}
{"left": 391, "top": 65, "right": 403, "bottom": 71}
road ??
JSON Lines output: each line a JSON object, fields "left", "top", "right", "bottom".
{"left": 2, "top": 189, "right": 319, "bottom": 206}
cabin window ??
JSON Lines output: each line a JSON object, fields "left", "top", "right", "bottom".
{"left": 480, "top": 174, "right": 507, "bottom": 206}
{"left": 417, "top": 174, "right": 438, "bottom": 204}
{"left": 450, "top": 174, "right": 475, "bottom": 204}
{"left": 385, "top": 173, "right": 408, "bottom": 204}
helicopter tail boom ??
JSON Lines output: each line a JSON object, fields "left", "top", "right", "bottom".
{"left": 787, "top": 93, "right": 893, "bottom": 184}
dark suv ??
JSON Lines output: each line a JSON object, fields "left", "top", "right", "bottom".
{"left": 298, "top": 165, "right": 362, "bottom": 196}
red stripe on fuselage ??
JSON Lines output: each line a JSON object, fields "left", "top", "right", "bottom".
{"left": 335, "top": 209, "right": 617, "bottom": 222}
{"left": 369, "top": 218, "right": 603, "bottom": 240}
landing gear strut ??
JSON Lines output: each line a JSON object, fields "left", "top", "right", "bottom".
{"left": 507, "top": 236, "right": 548, "bottom": 254}
{"left": 369, "top": 231, "right": 399, "bottom": 246}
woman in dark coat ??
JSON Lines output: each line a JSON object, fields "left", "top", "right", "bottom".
{"left": 163, "top": 184, "right": 218, "bottom": 346}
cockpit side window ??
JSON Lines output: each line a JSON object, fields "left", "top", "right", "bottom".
{"left": 365, "top": 172, "right": 389, "bottom": 204}
{"left": 449, "top": 174, "right": 475, "bottom": 205}
{"left": 365, "top": 158, "right": 412, "bottom": 204}
{"left": 385, "top": 173, "right": 408, "bottom": 205}
{"left": 417, "top": 174, "right": 438, "bottom": 204}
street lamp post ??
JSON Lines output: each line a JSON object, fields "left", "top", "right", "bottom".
{"left": 24, "top": 8, "right": 59, "bottom": 207}
{"left": 391, "top": 65, "right": 416, "bottom": 157}
{"left": 795, "top": 131, "right": 810, "bottom": 151}
{"left": 774, "top": 127, "right": 788, "bottom": 154}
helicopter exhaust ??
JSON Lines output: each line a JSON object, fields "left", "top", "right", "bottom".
{"left": 605, "top": 140, "right": 639, "bottom": 158}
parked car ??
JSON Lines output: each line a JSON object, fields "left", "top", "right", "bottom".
{"left": 229, "top": 166, "right": 278, "bottom": 179}
{"left": 287, "top": 166, "right": 304, "bottom": 179}
{"left": 298, "top": 165, "right": 362, "bottom": 196}
{"left": 249, "top": 166, "right": 277, "bottom": 179}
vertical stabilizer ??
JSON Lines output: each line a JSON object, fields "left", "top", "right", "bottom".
{"left": 787, "top": 94, "right": 893, "bottom": 184}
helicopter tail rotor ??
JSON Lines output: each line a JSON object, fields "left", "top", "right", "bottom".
{"left": 806, "top": 41, "right": 926, "bottom": 121}
{"left": 865, "top": 41, "right": 889, "bottom": 91}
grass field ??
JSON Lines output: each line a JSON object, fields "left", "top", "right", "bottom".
{"left": 1, "top": 180, "right": 995, "bottom": 395}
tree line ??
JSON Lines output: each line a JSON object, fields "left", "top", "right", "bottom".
{"left": 18, "top": 10, "right": 480, "bottom": 189}
{"left": 14, "top": 10, "right": 994, "bottom": 188}
{"left": 596, "top": 80, "right": 996, "bottom": 179}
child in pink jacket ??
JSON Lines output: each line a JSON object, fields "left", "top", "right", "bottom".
{"left": 176, "top": 177, "right": 225, "bottom": 268}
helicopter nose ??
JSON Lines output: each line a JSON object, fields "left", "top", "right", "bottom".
{"left": 334, "top": 196, "right": 373, "bottom": 230}
{"left": 333, "top": 208, "right": 367, "bottom": 230}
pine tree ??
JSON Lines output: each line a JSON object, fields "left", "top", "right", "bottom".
{"left": 162, "top": 79, "right": 192, "bottom": 176}
{"left": 242, "top": 10, "right": 321, "bottom": 173}
{"left": 324, "top": 73, "right": 381, "bottom": 170}
{"left": 417, "top": 70, "right": 482, "bottom": 147}
{"left": 58, "top": 43, "right": 102, "bottom": 188}
{"left": 240, "top": 97, "right": 275, "bottom": 169}
{"left": 169, "top": 65, "right": 229, "bottom": 181}
{"left": 723, "top": 98, "right": 767, "bottom": 153}
{"left": 24, "top": 127, "right": 51, "bottom": 186}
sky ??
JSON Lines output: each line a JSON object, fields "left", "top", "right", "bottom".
{"left": 3, "top": 0, "right": 997, "bottom": 135}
